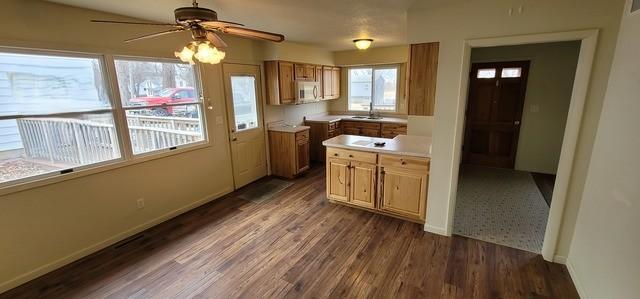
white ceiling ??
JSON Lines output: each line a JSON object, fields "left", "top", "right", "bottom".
{"left": 47, "top": 0, "right": 417, "bottom": 50}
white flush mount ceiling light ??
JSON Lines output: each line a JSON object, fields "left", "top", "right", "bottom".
{"left": 353, "top": 39, "right": 373, "bottom": 50}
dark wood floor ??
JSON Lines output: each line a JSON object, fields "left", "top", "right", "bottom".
{"left": 1, "top": 166, "right": 578, "bottom": 299}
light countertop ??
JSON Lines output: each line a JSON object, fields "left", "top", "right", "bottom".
{"left": 304, "top": 114, "right": 408, "bottom": 125}
{"left": 267, "top": 124, "right": 310, "bottom": 133}
{"left": 322, "top": 134, "right": 432, "bottom": 158}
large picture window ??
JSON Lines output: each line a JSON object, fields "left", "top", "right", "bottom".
{"left": 0, "top": 50, "right": 121, "bottom": 186}
{"left": 348, "top": 65, "right": 399, "bottom": 112}
{"left": 114, "top": 58, "right": 206, "bottom": 155}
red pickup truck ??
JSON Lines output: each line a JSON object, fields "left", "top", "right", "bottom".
{"left": 129, "top": 87, "right": 196, "bottom": 116}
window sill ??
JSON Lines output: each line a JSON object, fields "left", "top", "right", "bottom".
{"left": 0, "top": 142, "right": 212, "bottom": 197}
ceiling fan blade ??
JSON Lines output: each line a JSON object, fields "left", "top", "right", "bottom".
{"left": 124, "top": 28, "right": 185, "bottom": 43}
{"left": 222, "top": 27, "right": 285, "bottom": 43}
{"left": 200, "top": 20, "right": 245, "bottom": 29}
{"left": 91, "top": 20, "right": 177, "bottom": 26}
{"left": 205, "top": 31, "right": 228, "bottom": 48}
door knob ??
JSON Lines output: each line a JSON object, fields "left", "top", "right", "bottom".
{"left": 231, "top": 137, "right": 237, "bottom": 141}
{"left": 514, "top": 121, "right": 521, "bottom": 126}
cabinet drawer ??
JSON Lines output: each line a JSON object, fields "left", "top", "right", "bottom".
{"left": 379, "top": 154, "right": 430, "bottom": 172}
{"left": 341, "top": 121, "right": 359, "bottom": 129}
{"left": 343, "top": 127, "right": 360, "bottom": 135}
{"left": 327, "top": 147, "right": 377, "bottom": 164}
{"left": 296, "top": 130, "right": 309, "bottom": 141}
{"left": 359, "top": 122, "right": 382, "bottom": 130}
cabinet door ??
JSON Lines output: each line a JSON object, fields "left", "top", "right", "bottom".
{"left": 294, "top": 64, "right": 306, "bottom": 80}
{"left": 315, "top": 66, "right": 324, "bottom": 99}
{"left": 349, "top": 161, "right": 376, "bottom": 209}
{"left": 296, "top": 138, "right": 310, "bottom": 173}
{"left": 360, "top": 128, "right": 380, "bottom": 137}
{"left": 331, "top": 67, "right": 341, "bottom": 98}
{"left": 326, "top": 157, "right": 350, "bottom": 202}
{"left": 279, "top": 62, "right": 296, "bottom": 104}
{"left": 379, "top": 167, "right": 428, "bottom": 221}
{"left": 304, "top": 65, "right": 316, "bottom": 81}
{"left": 343, "top": 127, "right": 360, "bottom": 135}
{"left": 323, "top": 66, "right": 333, "bottom": 99}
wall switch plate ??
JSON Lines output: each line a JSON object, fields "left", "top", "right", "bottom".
{"left": 136, "top": 198, "right": 145, "bottom": 209}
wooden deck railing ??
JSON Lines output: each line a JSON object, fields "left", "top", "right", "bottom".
{"left": 16, "top": 115, "right": 203, "bottom": 165}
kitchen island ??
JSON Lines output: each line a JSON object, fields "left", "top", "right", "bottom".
{"left": 322, "top": 134, "right": 431, "bottom": 223}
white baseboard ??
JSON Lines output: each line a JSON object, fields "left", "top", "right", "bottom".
{"left": 424, "top": 223, "right": 449, "bottom": 236}
{"left": 0, "top": 186, "right": 234, "bottom": 294}
{"left": 566, "top": 257, "right": 588, "bottom": 299}
{"left": 553, "top": 255, "right": 567, "bottom": 264}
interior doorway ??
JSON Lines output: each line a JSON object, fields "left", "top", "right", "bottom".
{"left": 222, "top": 63, "right": 268, "bottom": 189}
{"left": 453, "top": 41, "right": 581, "bottom": 253}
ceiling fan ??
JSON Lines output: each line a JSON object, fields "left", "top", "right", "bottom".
{"left": 91, "top": 0, "right": 285, "bottom": 64}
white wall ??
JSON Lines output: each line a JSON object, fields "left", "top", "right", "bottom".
{"left": 408, "top": 0, "right": 625, "bottom": 257}
{"left": 567, "top": 1, "right": 640, "bottom": 297}
{"left": 471, "top": 41, "right": 581, "bottom": 174}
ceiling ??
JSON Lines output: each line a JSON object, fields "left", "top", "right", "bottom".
{"left": 47, "top": 0, "right": 417, "bottom": 50}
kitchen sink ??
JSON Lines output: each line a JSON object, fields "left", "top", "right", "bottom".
{"left": 352, "top": 116, "right": 384, "bottom": 120}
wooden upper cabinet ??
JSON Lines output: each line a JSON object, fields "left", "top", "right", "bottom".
{"left": 278, "top": 61, "right": 296, "bottom": 104}
{"left": 315, "top": 66, "right": 324, "bottom": 98}
{"left": 407, "top": 42, "right": 439, "bottom": 116}
{"left": 322, "top": 66, "right": 341, "bottom": 100}
{"left": 294, "top": 64, "right": 305, "bottom": 80}
{"left": 331, "top": 67, "right": 341, "bottom": 99}
{"left": 265, "top": 60, "right": 339, "bottom": 105}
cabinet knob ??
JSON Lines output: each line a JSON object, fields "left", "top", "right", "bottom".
{"left": 334, "top": 153, "right": 338, "bottom": 156}
{"left": 349, "top": 154, "right": 353, "bottom": 158}
{"left": 401, "top": 161, "right": 406, "bottom": 165}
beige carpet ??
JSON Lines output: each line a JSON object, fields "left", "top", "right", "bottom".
{"left": 453, "top": 165, "right": 549, "bottom": 253}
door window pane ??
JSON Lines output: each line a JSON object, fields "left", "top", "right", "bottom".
{"left": 114, "top": 59, "right": 199, "bottom": 107}
{"left": 0, "top": 52, "right": 111, "bottom": 116}
{"left": 230, "top": 75, "right": 259, "bottom": 131}
{"left": 348, "top": 68, "right": 373, "bottom": 111}
{"left": 114, "top": 58, "right": 206, "bottom": 155}
{"left": 501, "top": 67, "right": 522, "bottom": 78}
{"left": 372, "top": 68, "right": 398, "bottom": 111}
{"left": 477, "top": 68, "right": 496, "bottom": 78}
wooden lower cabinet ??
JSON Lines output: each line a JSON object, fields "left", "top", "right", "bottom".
{"left": 379, "top": 166, "right": 428, "bottom": 221}
{"left": 269, "top": 129, "right": 310, "bottom": 178}
{"left": 325, "top": 148, "right": 429, "bottom": 223}
{"left": 349, "top": 161, "right": 377, "bottom": 209}
{"left": 326, "top": 157, "right": 350, "bottom": 202}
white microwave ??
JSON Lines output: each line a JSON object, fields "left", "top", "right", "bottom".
{"left": 295, "top": 80, "right": 321, "bottom": 104}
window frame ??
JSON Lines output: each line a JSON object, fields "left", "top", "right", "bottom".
{"left": 0, "top": 48, "right": 211, "bottom": 194}
{"left": 110, "top": 55, "right": 209, "bottom": 159}
{"left": 347, "top": 64, "right": 401, "bottom": 113}
{"left": 0, "top": 47, "right": 127, "bottom": 189}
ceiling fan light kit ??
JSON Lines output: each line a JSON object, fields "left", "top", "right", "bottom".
{"left": 91, "top": 0, "right": 284, "bottom": 65}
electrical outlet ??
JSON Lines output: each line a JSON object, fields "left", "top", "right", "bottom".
{"left": 136, "top": 198, "right": 145, "bottom": 209}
